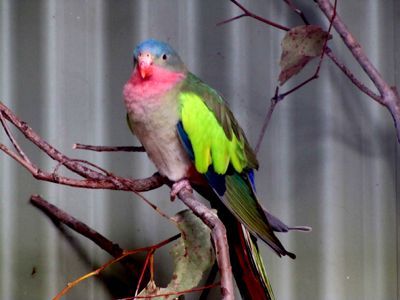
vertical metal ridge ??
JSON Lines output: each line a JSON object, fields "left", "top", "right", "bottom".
{"left": 41, "top": 1, "right": 60, "bottom": 298}
{"left": 1, "top": 1, "right": 15, "bottom": 299}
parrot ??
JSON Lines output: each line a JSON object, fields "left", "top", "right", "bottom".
{"left": 123, "top": 39, "right": 310, "bottom": 299}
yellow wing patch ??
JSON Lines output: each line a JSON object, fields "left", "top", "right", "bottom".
{"left": 179, "top": 93, "right": 247, "bottom": 174}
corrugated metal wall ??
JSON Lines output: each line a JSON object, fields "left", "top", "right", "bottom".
{"left": 0, "top": 1, "right": 398, "bottom": 299}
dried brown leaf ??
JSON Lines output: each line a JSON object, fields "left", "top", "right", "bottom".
{"left": 279, "top": 25, "right": 331, "bottom": 85}
{"left": 138, "top": 209, "right": 214, "bottom": 300}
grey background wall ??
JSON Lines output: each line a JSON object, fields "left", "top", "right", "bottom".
{"left": 0, "top": 1, "right": 399, "bottom": 299}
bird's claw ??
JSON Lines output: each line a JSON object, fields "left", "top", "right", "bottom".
{"left": 170, "top": 179, "right": 193, "bottom": 201}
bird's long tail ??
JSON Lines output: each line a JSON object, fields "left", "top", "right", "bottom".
{"left": 211, "top": 197, "right": 274, "bottom": 299}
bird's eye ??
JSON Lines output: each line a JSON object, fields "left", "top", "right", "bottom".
{"left": 162, "top": 54, "right": 167, "bottom": 60}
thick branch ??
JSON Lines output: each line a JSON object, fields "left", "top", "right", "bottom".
{"left": 0, "top": 142, "right": 163, "bottom": 191}
{"left": 0, "top": 101, "right": 121, "bottom": 184}
{"left": 316, "top": 0, "right": 400, "bottom": 141}
{"left": 30, "top": 195, "right": 144, "bottom": 281}
{"left": 0, "top": 101, "right": 164, "bottom": 192}
{"left": 178, "top": 188, "right": 234, "bottom": 300}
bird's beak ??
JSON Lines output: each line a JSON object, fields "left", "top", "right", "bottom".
{"left": 138, "top": 53, "right": 152, "bottom": 78}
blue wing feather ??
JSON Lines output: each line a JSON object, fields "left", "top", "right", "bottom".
{"left": 177, "top": 121, "right": 226, "bottom": 196}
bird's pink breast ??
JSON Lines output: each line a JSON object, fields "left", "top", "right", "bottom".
{"left": 123, "top": 64, "right": 185, "bottom": 108}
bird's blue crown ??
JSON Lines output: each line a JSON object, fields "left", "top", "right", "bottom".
{"left": 134, "top": 39, "right": 178, "bottom": 58}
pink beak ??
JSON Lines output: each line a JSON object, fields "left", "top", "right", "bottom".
{"left": 138, "top": 53, "right": 152, "bottom": 78}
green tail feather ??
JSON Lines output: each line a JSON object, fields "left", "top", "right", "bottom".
{"left": 222, "top": 172, "right": 295, "bottom": 258}
{"left": 242, "top": 225, "right": 274, "bottom": 299}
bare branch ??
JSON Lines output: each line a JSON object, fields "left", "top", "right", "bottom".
{"left": 316, "top": 0, "right": 400, "bottom": 141}
{"left": 74, "top": 143, "right": 145, "bottom": 152}
{"left": 254, "top": 87, "right": 281, "bottom": 155}
{"left": 0, "top": 101, "right": 164, "bottom": 192}
{"left": 282, "top": 0, "right": 385, "bottom": 105}
{"left": 217, "top": 0, "right": 290, "bottom": 31}
{"left": 30, "top": 195, "right": 145, "bottom": 280}
{"left": 0, "top": 110, "right": 33, "bottom": 165}
{"left": 54, "top": 233, "right": 181, "bottom": 300}
{"left": 325, "top": 48, "right": 383, "bottom": 103}
{"left": 282, "top": 0, "right": 310, "bottom": 25}
{"left": 255, "top": 6, "right": 335, "bottom": 154}
{"left": 1, "top": 101, "right": 234, "bottom": 298}
{"left": 177, "top": 188, "right": 234, "bottom": 300}
{"left": 1, "top": 140, "right": 163, "bottom": 191}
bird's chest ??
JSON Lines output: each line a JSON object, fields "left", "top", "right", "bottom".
{"left": 125, "top": 90, "right": 192, "bottom": 182}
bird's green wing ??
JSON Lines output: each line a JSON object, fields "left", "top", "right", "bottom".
{"left": 177, "top": 72, "right": 294, "bottom": 258}
{"left": 179, "top": 72, "right": 258, "bottom": 173}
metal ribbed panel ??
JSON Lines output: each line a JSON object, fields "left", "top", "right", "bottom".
{"left": 0, "top": 1, "right": 398, "bottom": 299}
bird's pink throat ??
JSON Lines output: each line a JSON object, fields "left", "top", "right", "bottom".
{"left": 125, "top": 65, "right": 185, "bottom": 101}
{"left": 124, "top": 64, "right": 186, "bottom": 103}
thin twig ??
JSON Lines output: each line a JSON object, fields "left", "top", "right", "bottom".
{"left": 315, "top": 0, "right": 336, "bottom": 75}
{"left": 282, "top": 0, "right": 310, "bottom": 25}
{"left": 325, "top": 48, "right": 383, "bottom": 103}
{"left": 134, "top": 251, "right": 153, "bottom": 298}
{"left": 316, "top": 0, "right": 400, "bottom": 141}
{"left": 54, "top": 234, "right": 180, "bottom": 300}
{"left": 0, "top": 101, "right": 164, "bottom": 192}
{"left": 254, "top": 87, "right": 281, "bottom": 155}
{"left": 0, "top": 110, "right": 33, "bottom": 165}
{"left": 217, "top": 0, "right": 290, "bottom": 31}
{"left": 74, "top": 143, "right": 145, "bottom": 152}
{"left": 0, "top": 102, "right": 121, "bottom": 183}
{"left": 1, "top": 140, "right": 163, "bottom": 191}
{"left": 254, "top": 1, "right": 337, "bottom": 154}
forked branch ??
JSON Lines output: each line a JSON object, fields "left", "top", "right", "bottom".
{"left": 0, "top": 100, "right": 234, "bottom": 299}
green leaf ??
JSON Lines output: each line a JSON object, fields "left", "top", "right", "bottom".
{"left": 138, "top": 209, "right": 215, "bottom": 300}
{"left": 279, "top": 25, "right": 331, "bottom": 85}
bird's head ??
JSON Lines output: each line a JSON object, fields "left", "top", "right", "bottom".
{"left": 133, "top": 39, "right": 186, "bottom": 79}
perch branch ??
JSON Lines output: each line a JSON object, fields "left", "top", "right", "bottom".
{"left": 0, "top": 101, "right": 119, "bottom": 183}
{"left": 0, "top": 101, "right": 164, "bottom": 192}
{"left": 1, "top": 101, "right": 235, "bottom": 298}
{"left": 0, "top": 140, "right": 163, "bottom": 191}
{"left": 177, "top": 188, "right": 234, "bottom": 300}
{"left": 316, "top": 0, "right": 400, "bottom": 141}
{"left": 0, "top": 101, "right": 172, "bottom": 223}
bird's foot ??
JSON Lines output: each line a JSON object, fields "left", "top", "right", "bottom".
{"left": 170, "top": 179, "right": 193, "bottom": 201}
